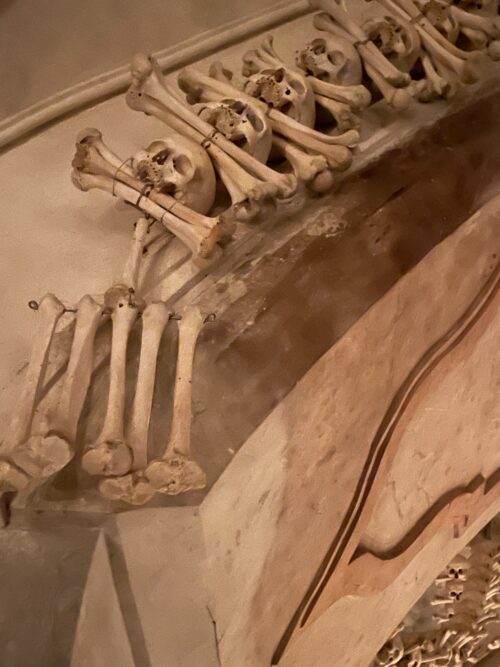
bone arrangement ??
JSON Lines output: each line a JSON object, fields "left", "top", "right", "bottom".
{"left": 1, "top": 0, "right": 499, "bottom": 507}
{"left": 373, "top": 519, "right": 500, "bottom": 666}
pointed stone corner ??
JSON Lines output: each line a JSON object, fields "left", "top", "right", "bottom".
{"left": 70, "top": 531, "right": 135, "bottom": 667}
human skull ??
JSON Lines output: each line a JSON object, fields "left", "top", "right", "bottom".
{"left": 363, "top": 15, "right": 422, "bottom": 72}
{"left": 195, "top": 98, "right": 272, "bottom": 163}
{"left": 295, "top": 35, "right": 363, "bottom": 86}
{"left": 132, "top": 132, "right": 216, "bottom": 214}
{"left": 243, "top": 66, "right": 316, "bottom": 128}
{"left": 416, "top": 0, "right": 460, "bottom": 42}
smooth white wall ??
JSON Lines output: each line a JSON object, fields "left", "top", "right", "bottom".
{"left": 0, "top": 0, "right": 287, "bottom": 120}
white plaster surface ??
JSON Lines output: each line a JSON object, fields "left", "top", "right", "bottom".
{"left": 0, "top": 0, "right": 301, "bottom": 121}
{"left": 70, "top": 532, "right": 135, "bottom": 667}
{"left": 109, "top": 507, "right": 218, "bottom": 667}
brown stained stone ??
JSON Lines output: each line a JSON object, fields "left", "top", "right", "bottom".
{"left": 191, "top": 92, "right": 500, "bottom": 492}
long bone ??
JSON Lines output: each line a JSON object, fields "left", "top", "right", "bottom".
{"left": 12, "top": 296, "right": 103, "bottom": 478}
{"left": 272, "top": 135, "right": 334, "bottom": 193}
{"left": 242, "top": 38, "right": 317, "bottom": 128}
{"left": 314, "top": 94, "right": 361, "bottom": 131}
{"left": 421, "top": 51, "right": 454, "bottom": 96}
{"left": 305, "top": 72, "right": 373, "bottom": 109}
{"left": 126, "top": 89, "right": 280, "bottom": 222}
{"left": 128, "top": 54, "right": 295, "bottom": 197}
{"left": 178, "top": 66, "right": 354, "bottom": 169}
{"left": 0, "top": 295, "right": 65, "bottom": 490}
{"left": 365, "top": 62, "right": 413, "bottom": 109}
{"left": 74, "top": 130, "right": 233, "bottom": 242}
{"left": 145, "top": 306, "right": 207, "bottom": 495}
{"left": 310, "top": 0, "right": 412, "bottom": 86}
{"left": 238, "top": 39, "right": 362, "bottom": 143}
{"left": 461, "top": 25, "right": 490, "bottom": 48}
{"left": 450, "top": 4, "right": 500, "bottom": 37}
{"left": 97, "top": 302, "right": 171, "bottom": 507}
{"left": 209, "top": 61, "right": 336, "bottom": 188}
{"left": 72, "top": 170, "right": 222, "bottom": 261}
{"left": 128, "top": 302, "right": 171, "bottom": 471}
{"left": 313, "top": 12, "right": 413, "bottom": 109}
{"left": 81, "top": 296, "right": 138, "bottom": 477}
{"left": 376, "top": 0, "right": 483, "bottom": 81}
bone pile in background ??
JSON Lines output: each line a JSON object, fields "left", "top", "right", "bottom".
{"left": 374, "top": 519, "right": 500, "bottom": 666}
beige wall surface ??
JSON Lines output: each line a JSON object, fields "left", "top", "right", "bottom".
{"left": 0, "top": 0, "right": 291, "bottom": 121}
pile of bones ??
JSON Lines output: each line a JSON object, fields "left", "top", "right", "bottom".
{"left": 0, "top": 0, "right": 499, "bottom": 507}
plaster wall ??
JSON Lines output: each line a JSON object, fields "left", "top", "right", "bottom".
{"left": 0, "top": 0, "right": 300, "bottom": 121}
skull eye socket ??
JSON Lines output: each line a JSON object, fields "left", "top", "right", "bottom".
{"left": 173, "top": 154, "right": 192, "bottom": 177}
{"left": 313, "top": 42, "right": 327, "bottom": 56}
{"left": 274, "top": 68, "right": 285, "bottom": 83}
{"left": 328, "top": 51, "right": 345, "bottom": 67}
{"left": 152, "top": 149, "right": 170, "bottom": 166}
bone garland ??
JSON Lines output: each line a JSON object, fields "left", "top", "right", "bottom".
{"left": 72, "top": 170, "right": 223, "bottom": 262}
{"left": 195, "top": 100, "right": 272, "bottom": 163}
{"left": 188, "top": 62, "right": 273, "bottom": 162}
{"left": 376, "top": 0, "right": 484, "bottom": 83}
{"left": 128, "top": 302, "right": 171, "bottom": 471}
{"left": 310, "top": 0, "right": 412, "bottom": 86}
{"left": 362, "top": 14, "right": 422, "bottom": 73}
{"left": 128, "top": 54, "right": 295, "bottom": 198}
{"left": 11, "top": 296, "right": 103, "bottom": 479}
{"left": 126, "top": 81, "right": 283, "bottom": 222}
{"left": 313, "top": 12, "right": 413, "bottom": 110}
{"left": 81, "top": 296, "right": 138, "bottom": 476}
{"left": 178, "top": 66, "right": 354, "bottom": 169}
{"left": 73, "top": 130, "right": 234, "bottom": 247}
{"left": 131, "top": 133, "right": 217, "bottom": 215}
{"left": 145, "top": 306, "right": 207, "bottom": 495}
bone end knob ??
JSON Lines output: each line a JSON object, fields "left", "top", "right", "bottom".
{"left": 12, "top": 433, "right": 73, "bottom": 479}
{"left": 99, "top": 473, "right": 155, "bottom": 506}
{"left": 145, "top": 454, "right": 207, "bottom": 495}
{"left": 81, "top": 441, "right": 133, "bottom": 477}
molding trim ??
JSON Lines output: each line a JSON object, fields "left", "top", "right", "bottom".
{"left": 272, "top": 258, "right": 500, "bottom": 663}
{"left": 0, "top": 0, "right": 309, "bottom": 152}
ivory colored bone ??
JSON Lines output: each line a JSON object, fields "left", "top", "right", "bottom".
{"left": 103, "top": 217, "right": 151, "bottom": 311}
{"left": 314, "top": 94, "right": 361, "bottom": 131}
{"left": 178, "top": 66, "right": 355, "bottom": 169}
{"left": 128, "top": 302, "right": 171, "bottom": 471}
{"left": 72, "top": 171, "right": 223, "bottom": 261}
{"left": 12, "top": 295, "right": 103, "bottom": 479}
{"left": 365, "top": 63, "right": 413, "bottom": 110}
{"left": 99, "top": 473, "right": 155, "bottom": 506}
{"left": 2, "top": 294, "right": 65, "bottom": 457}
{"left": 450, "top": 4, "right": 500, "bottom": 36}
{"left": 145, "top": 306, "right": 207, "bottom": 495}
{"left": 310, "top": 0, "right": 412, "bottom": 86}
{"left": 272, "top": 135, "right": 334, "bottom": 193}
{"left": 81, "top": 297, "right": 138, "bottom": 476}
{"left": 421, "top": 51, "right": 453, "bottom": 97}
{"left": 73, "top": 132, "right": 232, "bottom": 248}
{"left": 378, "top": 0, "right": 483, "bottom": 82}
{"left": 126, "top": 88, "right": 280, "bottom": 222}
{"left": 129, "top": 53, "right": 295, "bottom": 197}
{"left": 0, "top": 295, "right": 64, "bottom": 490}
